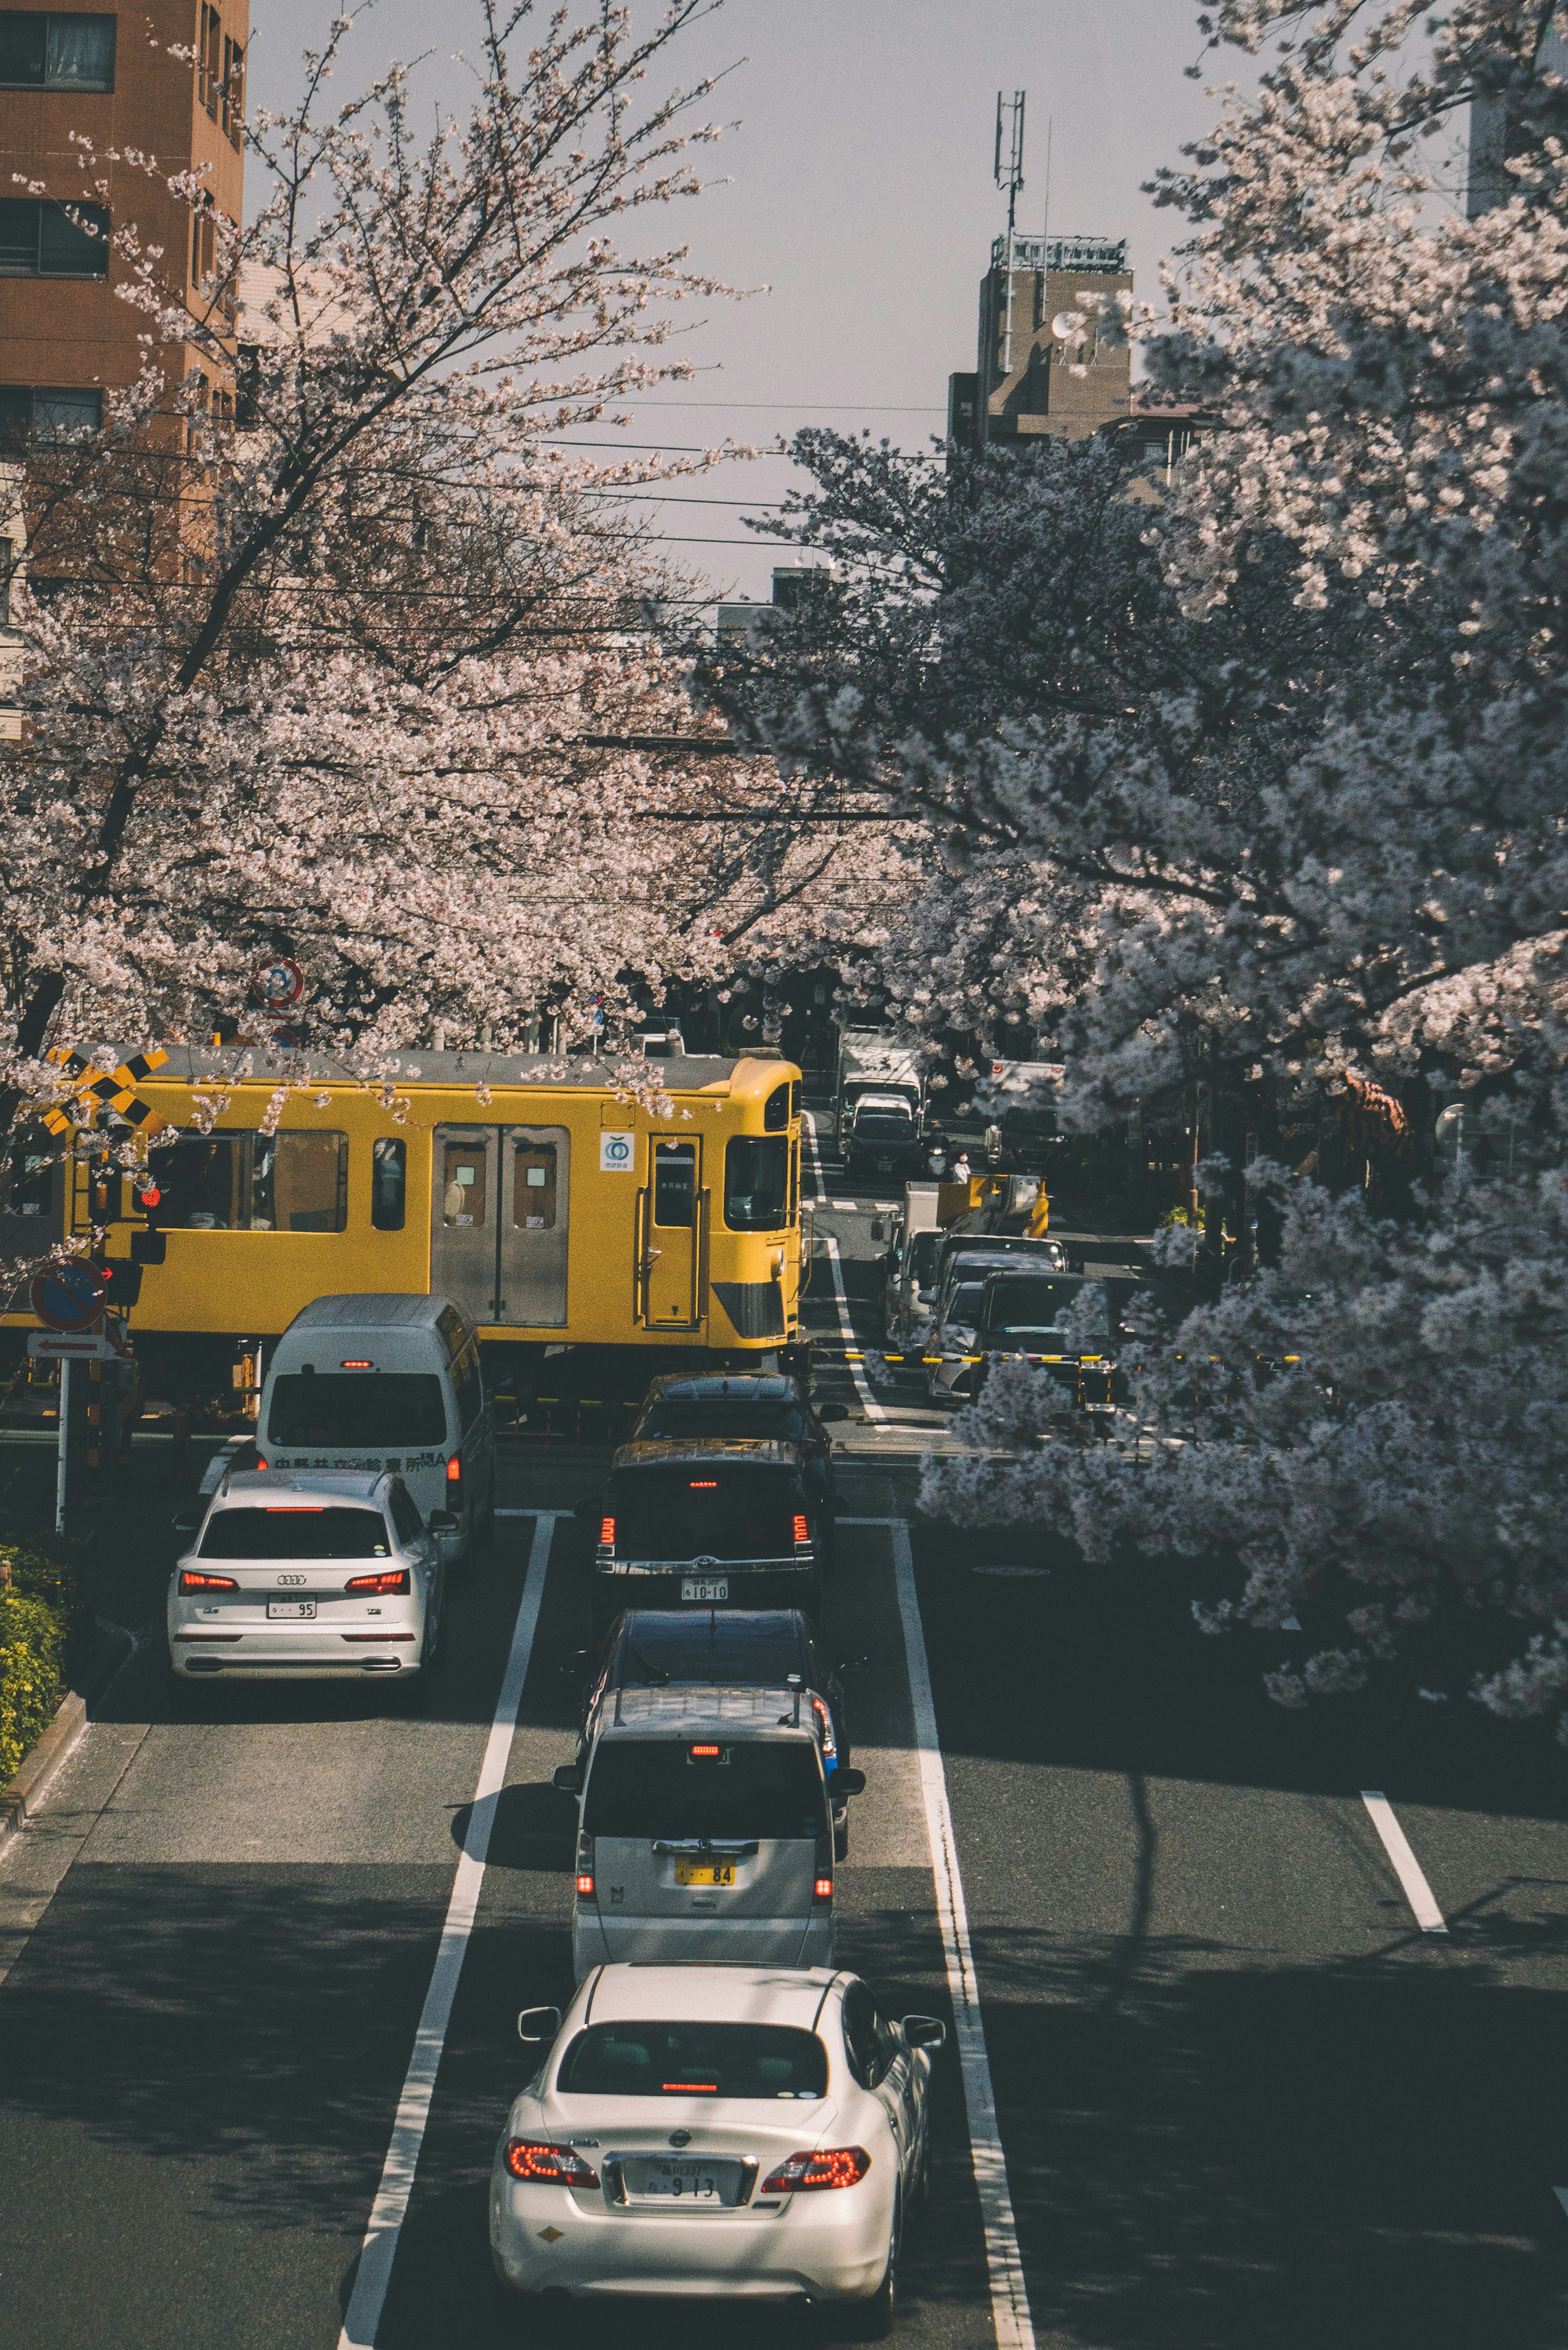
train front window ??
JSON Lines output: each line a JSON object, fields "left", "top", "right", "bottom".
{"left": 724, "top": 1137, "right": 789, "bottom": 1232}
{"left": 653, "top": 1142, "right": 697, "bottom": 1229}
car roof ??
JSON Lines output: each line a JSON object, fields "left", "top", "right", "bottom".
{"left": 216, "top": 1469, "right": 387, "bottom": 1505}
{"left": 643, "top": 1374, "right": 801, "bottom": 1405}
{"left": 581, "top": 1964, "right": 842, "bottom": 2030}
{"left": 611, "top": 1438, "right": 801, "bottom": 1470}
{"left": 595, "top": 1688, "right": 824, "bottom": 1737}
{"left": 615, "top": 1607, "right": 811, "bottom": 1666}
{"left": 285, "top": 1292, "right": 463, "bottom": 1332}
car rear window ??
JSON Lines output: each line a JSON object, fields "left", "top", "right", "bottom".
{"left": 200, "top": 1506, "right": 392, "bottom": 1560}
{"left": 610, "top": 1464, "right": 801, "bottom": 1561}
{"left": 557, "top": 2022, "right": 827, "bottom": 2100}
{"left": 267, "top": 1372, "right": 447, "bottom": 1449}
{"left": 980, "top": 1277, "right": 1109, "bottom": 1343}
{"left": 634, "top": 1401, "right": 805, "bottom": 1443}
{"left": 583, "top": 1738, "right": 826, "bottom": 1842}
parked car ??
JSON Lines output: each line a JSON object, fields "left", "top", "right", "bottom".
{"left": 584, "top": 1438, "right": 828, "bottom": 1645}
{"left": 167, "top": 1467, "right": 454, "bottom": 1692}
{"left": 627, "top": 1372, "right": 847, "bottom": 1536}
{"left": 491, "top": 1963, "right": 945, "bottom": 2328}
{"left": 554, "top": 1692, "right": 860, "bottom": 1978}
{"left": 581, "top": 1607, "right": 859, "bottom": 1855}
{"left": 258, "top": 1292, "right": 494, "bottom": 1567}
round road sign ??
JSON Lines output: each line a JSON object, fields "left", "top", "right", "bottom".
{"left": 31, "top": 1260, "right": 108, "bottom": 1331}
{"left": 249, "top": 956, "right": 305, "bottom": 1010}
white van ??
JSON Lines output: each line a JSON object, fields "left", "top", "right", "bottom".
{"left": 257, "top": 1294, "right": 494, "bottom": 1565}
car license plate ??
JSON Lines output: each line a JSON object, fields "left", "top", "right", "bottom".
{"left": 266, "top": 1600, "right": 316, "bottom": 1620}
{"left": 624, "top": 2159, "right": 731, "bottom": 2202}
{"left": 675, "top": 1859, "right": 736, "bottom": 1887}
{"left": 682, "top": 1577, "right": 727, "bottom": 1602}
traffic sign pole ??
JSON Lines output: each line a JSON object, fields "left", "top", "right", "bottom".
{"left": 56, "top": 1357, "right": 70, "bottom": 1534}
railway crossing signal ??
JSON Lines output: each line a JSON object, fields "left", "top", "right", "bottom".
{"left": 40, "top": 1046, "right": 170, "bottom": 1138}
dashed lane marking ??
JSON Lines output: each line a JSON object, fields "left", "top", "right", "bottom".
{"left": 1361, "top": 1790, "right": 1448, "bottom": 1935}
{"left": 802, "top": 1108, "right": 830, "bottom": 1204}
{"left": 337, "top": 1514, "right": 557, "bottom": 2348}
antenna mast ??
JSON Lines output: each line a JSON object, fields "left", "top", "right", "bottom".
{"left": 995, "top": 89, "right": 1026, "bottom": 375}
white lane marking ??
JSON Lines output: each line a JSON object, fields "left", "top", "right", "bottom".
{"left": 1555, "top": 2187, "right": 1568, "bottom": 2221}
{"left": 893, "top": 1519, "right": 1036, "bottom": 2350}
{"left": 975, "top": 1566, "right": 1048, "bottom": 1579}
{"left": 802, "top": 1108, "right": 829, "bottom": 1204}
{"left": 875, "top": 1200, "right": 899, "bottom": 1211}
{"left": 1281, "top": 1613, "right": 1302, "bottom": 1631}
{"left": 1361, "top": 1790, "right": 1448, "bottom": 1935}
{"left": 823, "top": 1233, "right": 887, "bottom": 1424}
{"left": 338, "top": 1513, "right": 557, "bottom": 2350}
{"left": 832, "top": 1198, "right": 859, "bottom": 1211}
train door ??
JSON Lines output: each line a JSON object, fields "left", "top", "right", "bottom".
{"left": 496, "top": 1128, "right": 570, "bottom": 1328}
{"left": 639, "top": 1137, "right": 702, "bottom": 1329}
{"left": 430, "top": 1127, "right": 499, "bottom": 1322}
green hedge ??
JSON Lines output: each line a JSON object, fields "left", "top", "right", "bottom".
{"left": 0, "top": 1588, "right": 67, "bottom": 1787}
{"left": 0, "top": 1538, "right": 84, "bottom": 1645}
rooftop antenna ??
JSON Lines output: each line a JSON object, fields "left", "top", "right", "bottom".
{"left": 995, "top": 89, "right": 1026, "bottom": 375}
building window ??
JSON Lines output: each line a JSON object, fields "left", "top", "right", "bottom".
{"left": 0, "top": 13, "right": 116, "bottom": 91}
{"left": 198, "top": 1, "right": 220, "bottom": 116}
{"left": 221, "top": 31, "right": 243, "bottom": 146}
{"left": 0, "top": 386, "right": 103, "bottom": 447}
{"left": 0, "top": 199, "right": 110, "bottom": 279}
{"left": 0, "top": 537, "right": 12, "bottom": 626}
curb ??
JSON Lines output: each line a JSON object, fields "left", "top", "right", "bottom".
{"left": 0, "top": 1688, "right": 88, "bottom": 1846}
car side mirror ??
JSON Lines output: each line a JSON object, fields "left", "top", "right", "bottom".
{"left": 427, "top": 1510, "right": 459, "bottom": 1535}
{"left": 901, "top": 2013, "right": 947, "bottom": 2052}
{"left": 834, "top": 1655, "right": 870, "bottom": 1677}
{"left": 572, "top": 1496, "right": 603, "bottom": 1521}
{"left": 517, "top": 2004, "right": 561, "bottom": 2045}
{"left": 816, "top": 1403, "right": 850, "bottom": 1423}
{"left": 171, "top": 1508, "right": 202, "bottom": 1537}
{"left": 552, "top": 1762, "right": 584, "bottom": 1798}
{"left": 833, "top": 1767, "right": 867, "bottom": 1797}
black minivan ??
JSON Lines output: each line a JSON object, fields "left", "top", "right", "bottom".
{"left": 584, "top": 1438, "right": 826, "bottom": 1645}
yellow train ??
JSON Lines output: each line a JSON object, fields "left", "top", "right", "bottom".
{"left": 4, "top": 1049, "right": 811, "bottom": 1397}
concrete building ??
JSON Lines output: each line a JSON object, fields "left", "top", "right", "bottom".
{"left": 947, "top": 231, "right": 1134, "bottom": 453}
{"left": 0, "top": 0, "right": 247, "bottom": 453}
{"left": 716, "top": 553, "right": 831, "bottom": 643}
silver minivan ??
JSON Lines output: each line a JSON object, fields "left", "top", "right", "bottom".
{"left": 258, "top": 1293, "right": 494, "bottom": 1566}
{"left": 556, "top": 1690, "right": 841, "bottom": 1982}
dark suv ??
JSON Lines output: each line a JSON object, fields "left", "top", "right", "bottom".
{"left": 585, "top": 1438, "right": 827, "bottom": 1645}
{"left": 577, "top": 1608, "right": 861, "bottom": 1856}
{"left": 628, "top": 1371, "right": 846, "bottom": 1536}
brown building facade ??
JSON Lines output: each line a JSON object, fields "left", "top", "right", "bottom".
{"left": 0, "top": 0, "right": 247, "bottom": 437}
{"left": 948, "top": 232, "right": 1134, "bottom": 453}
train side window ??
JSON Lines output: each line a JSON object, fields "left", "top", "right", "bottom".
{"left": 513, "top": 1144, "right": 557, "bottom": 1231}
{"left": 252, "top": 1133, "right": 348, "bottom": 1233}
{"left": 147, "top": 1134, "right": 246, "bottom": 1228}
{"left": 7, "top": 1129, "right": 55, "bottom": 1217}
{"left": 442, "top": 1144, "right": 487, "bottom": 1228}
{"left": 372, "top": 1138, "right": 406, "bottom": 1231}
{"left": 763, "top": 1082, "right": 790, "bottom": 1132}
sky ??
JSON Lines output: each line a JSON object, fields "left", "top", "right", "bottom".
{"left": 252, "top": 0, "right": 1230, "bottom": 604}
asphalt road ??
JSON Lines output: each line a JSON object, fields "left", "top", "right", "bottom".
{"left": 1, "top": 1109, "right": 1566, "bottom": 2348}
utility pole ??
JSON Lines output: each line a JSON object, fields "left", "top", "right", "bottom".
{"left": 995, "top": 89, "right": 1026, "bottom": 376}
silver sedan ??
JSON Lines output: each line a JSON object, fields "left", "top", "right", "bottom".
{"left": 490, "top": 1963, "right": 945, "bottom": 2333}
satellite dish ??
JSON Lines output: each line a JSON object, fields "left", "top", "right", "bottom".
{"left": 1051, "top": 309, "right": 1086, "bottom": 343}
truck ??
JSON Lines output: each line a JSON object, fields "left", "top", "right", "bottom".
{"left": 834, "top": 1027, "right": 923, "bottom": 1146}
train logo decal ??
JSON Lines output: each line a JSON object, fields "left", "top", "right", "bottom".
{"left": 599, "top": 1130, "right": 635, "bottom": 1171}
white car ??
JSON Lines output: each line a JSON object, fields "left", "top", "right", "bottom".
{"left": 167, "top": 1468, "right": 453, "bottom": 1691}
{"left": 490, "top": 1963, "right": 945, "bottom": 2332}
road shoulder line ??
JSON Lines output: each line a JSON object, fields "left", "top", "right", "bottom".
{"left": 1361, "top": 1790, "right": 1448, "bottom": 1935}
{"left": 337, "top": 1512, "right": 557, "bottom": 2350}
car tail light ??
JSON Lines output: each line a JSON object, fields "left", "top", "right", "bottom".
{"left": 690, "top": 1743, "right": 722, "bottom": 1759}
{"left": 446, "top": 1454, "right": 462, "bottom": 1507}
{"left": 599, "top": 1516, "right": 615, "bottom": 1550}
{"left": 504, "top": 2140, "right": 600, "bottom": 2189}
{"left": 576, "top": 1872, "right": 595, "bottom": 1897}
{"left": 179, "top": 1570, "right": 237, "bottom": 1592}
{"left": 255, "top": 1457, "right": 267, "bottom": 1472}
{"left": 760, "top": 2147, "right": 871, "bottom": 2193}
{"left": 793, "top": 1514, "right": 811, "bottom": 1546}
{"left": 345, "top": 1567, "right": 410, "bottom": 1595}
{"left": 814, "top": 1875, "right": 833, "bottom": 1900}
{"left": 341, "top": 1359, "right": 372, "bottom": 1369}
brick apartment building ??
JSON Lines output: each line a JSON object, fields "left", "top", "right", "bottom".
{"left": 948, "top": 231, "right": 1134, "bottom": 451}
{"left": 0, "top": 0, "right": 248, "bottom": 615}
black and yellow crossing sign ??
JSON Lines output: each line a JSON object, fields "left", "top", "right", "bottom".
{"left": 41, "top": 1047, "right": 170, "bottom": 1138}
